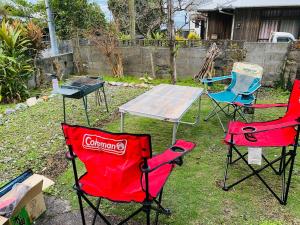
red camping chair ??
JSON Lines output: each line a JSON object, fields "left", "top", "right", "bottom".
{"left": 62, "top": 123, "right": 196, "bottom": 225}
{"left": 223, "top": 80, "right": 300, "bottom": 205}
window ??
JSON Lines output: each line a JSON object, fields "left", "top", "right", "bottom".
{"left": 277, "top": 37, "right": 292, "bottom": 43}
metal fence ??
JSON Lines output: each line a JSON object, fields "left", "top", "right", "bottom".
{"left": 118, "top": 39, "right": 203, "bottom": 47}
{"left": 73, "top": 38, "right": 205, "bottom": 48}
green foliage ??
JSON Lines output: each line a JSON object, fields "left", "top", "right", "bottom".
{"left": 0, "top": 19, "right": 33, "bottom": 103}
{"left": 108, "top": 0, "right": 165, "bottom": 37}
{"left": 151, "top": 32, "right": 165, "bottom": 40}
{"left": 118, "top": 33, "right": 131, "bottom": 41}
{"left": 259, "top": 221, "right": 283, "bottom": 225}
{"left": 175, "top": 35, "right": 185, "bottom": 41}
{"left": 139, "top": 74, "right": 153, "bottom": 84}
{"left": 187, "top": 31, "right": 200, "bottom": 40}
{"left": 1, "top": 0, "right": 47, "bottom": 27}
{"left": 50, "top": 0, "right": 107, "bottom": 39}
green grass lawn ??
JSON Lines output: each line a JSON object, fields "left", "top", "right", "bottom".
{"left": 0, "top": 77, "right": 299, "bottom": 225}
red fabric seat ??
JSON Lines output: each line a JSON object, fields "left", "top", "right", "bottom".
{"left": 225, "top": 118, "right": 297, "bottom": 147}
{"left": 79, "top": 163, "right": 173, "bottom": 202}
{"left": 226, "top": 79, "right": 300, "bottom": 147}
{"left": 62, "top": 124, "right": 195, "bottom": 203}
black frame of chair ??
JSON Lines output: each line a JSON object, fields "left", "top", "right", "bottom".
{"left": 66, "top": 144, "right": 172, "bottom": 225}
{"left": 223, "top": 125, "right": 300, "bottom": 205}
{"left": 205, "top": 88, "right": 260, "bottom": 132}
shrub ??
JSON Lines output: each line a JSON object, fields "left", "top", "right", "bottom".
{"left": 0, "top": 19, "right": 33, "bottom": 103}
{"left": 187, "top": 32, "right": 200, "bottom": 40}
{"left": 175, "top": 35, "right": 185, "bottom": 41}
{"left": 118, "top": 33, "right": 131, "bottom": 41}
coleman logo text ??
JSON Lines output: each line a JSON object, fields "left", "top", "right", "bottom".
{"left": 82, "top": 134, "right": 127, "bottom": 155}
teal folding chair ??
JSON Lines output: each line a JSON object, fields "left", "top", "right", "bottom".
{"left": 201, "top": 62, "right": 263, "bottom": 131}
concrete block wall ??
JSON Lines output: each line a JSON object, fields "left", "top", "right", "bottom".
{"left": 74, "top": 41, "right": 298, "bottom": 86}
{"left": 29, "top": 53, "right": 74, "bottom": 88}
{"left": 244, "top": 42, "right": 289, "bottom": 86}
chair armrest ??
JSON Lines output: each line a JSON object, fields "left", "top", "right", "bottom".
{"left": 143, "top": 140, "right": 196, "bottom": 173}
{"left": 234, "top": 102, "right": 288, "bottom": 108}
{"left": 201, "top": 75, "right": 232, "bottom": 84}
{"left": 239, "top": 82, "right": 261, "bottom": 96}
{"left": 228, "top": 119, "right": 300, "bottom": 135}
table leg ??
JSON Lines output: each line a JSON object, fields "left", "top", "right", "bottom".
{"left": 178, "top": 95, "right": 202, "bottom": 125}
{"left": 196, "top": 95, "right": 201, "bottom": 124}
{"left": 172, "top": 122, "right": 178, "bottom": 145}
{"left": 120, "top": 112, "right": 125, "bottom": 132}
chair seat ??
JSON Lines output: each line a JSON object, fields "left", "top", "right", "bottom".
{"left": 225, "top": 118, "right": 297, "bottom": 147}
{"left": 208, "top": 91, "right": 254, "bottom": 105}
{"left": 78, "top": 163, "right": 173, "bottom": 203}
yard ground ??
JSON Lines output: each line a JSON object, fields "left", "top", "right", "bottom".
{"left": 0, "top": 77, "right": 299, "bottom": 225}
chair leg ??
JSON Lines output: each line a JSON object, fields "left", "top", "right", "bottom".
{"left": 154, "top": 189, "right": 164, "bottom": 225}
{"left": 146, "top": 206, "right": 151, "bottom": 225}
{"left": 92, "top": 198, "right": 101, "bottom": 225}
{"left": 223, "top": 145, "right": 233, "bottom": 191}
{"left": 77, "top": 192, "right": 86, "bottom": 225}
{"left": 278, "top": 147, "right": 286, "bottom": 175}
{"left": 283, "top": 150, "right": 296, "bottom": 205}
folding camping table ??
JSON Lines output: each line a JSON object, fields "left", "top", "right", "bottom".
{"left": 56, "top": 76, "right": 109, "bottom": 126}
{"left": 119, "top": 84, "right": 203, "bottom": 144}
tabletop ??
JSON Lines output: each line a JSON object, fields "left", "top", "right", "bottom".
{"left": 119, "top": 84, "right": 203, "bottom": 122}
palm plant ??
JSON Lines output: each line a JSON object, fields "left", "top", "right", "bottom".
{"left": 0, "top": 19, "right": 33, "bottom": 103}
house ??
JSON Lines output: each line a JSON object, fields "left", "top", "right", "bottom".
{"left": 188, "top": 12, "right": 207, "bottom": 38}
{"left": 189, "top": 0, "right": 300, "bottom": 41}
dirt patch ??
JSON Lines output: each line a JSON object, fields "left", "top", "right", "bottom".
{"left": 36, "top": 196, "right": 143, "bottom": 225}
{"left": 41, "top": 150, "right": 68, "bottom": 180}
{"left": 94, "top": 109, "right": 119, "bottom": 128}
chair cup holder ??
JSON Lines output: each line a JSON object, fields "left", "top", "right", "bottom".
{"left": 242, "top": 126, "right": 257, "bottom": 142}
{"left": 170, "top": 146, "right": 185, "bottom": 152}
{"left": 242, "top": 126, "right": 256, "bottom": 132}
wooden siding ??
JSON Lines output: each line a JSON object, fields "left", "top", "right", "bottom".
{"left": 233, "top": 9, "right": 261, "bottom": 41}
{"left": 207, "top": 12, "right": 232, "bottom": 40}
{"left": 205, "top": 8, "right": 300, "bottom": 41}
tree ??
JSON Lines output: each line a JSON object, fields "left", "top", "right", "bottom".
{"left": 88, "top": 24, "right": 123, "bottom": 78}
{"left": 2, "top": 0, "right": 107, "bottom": 39}
{"left": 108, "top": 0, "right": 165, "bottom": 37}
{"left": 0, "top": 0, "right": 47, "bottom": 27}
{"left": 164, "top": 0, "right": 196, "bottom": 83}
{"left": 50, "top": 0, "right": 107, "bottom": 39}
{"left": 128, "top": 0, "right": 135, "bottom": 39}
{"left": 167, "top": 0, "right": 176, "bottom": 84}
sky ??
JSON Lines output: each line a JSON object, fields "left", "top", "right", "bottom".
{"left": 93, "top": 0, "right": 113, "bottom": 20}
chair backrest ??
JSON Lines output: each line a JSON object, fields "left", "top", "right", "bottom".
{"left": 62, "top": 124, "right": 151, "bottom": 197}
{"left": 228, "top": 62, "right": 263, "bottom": 94}
{"left": 286, "top": 79, "right": 300, "bottom": 119}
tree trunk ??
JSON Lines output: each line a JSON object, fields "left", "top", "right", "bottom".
{"left": 167, "top": 0, "right": 176, "bottom": 84}
{"left": 128, "top": 0, "right": 135, "bottom": 42}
